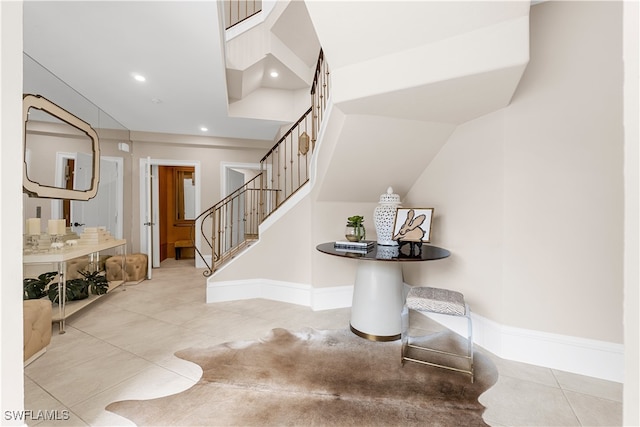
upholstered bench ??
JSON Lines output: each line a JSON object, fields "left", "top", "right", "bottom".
{"left": 174, "top": 240, "right": 194, "bottom": 260}
{"left": 23, "top": 299, "right": 52, "bottom": 365}
{"left": 401, "top": 286, "right": 474, "bottom": 382}
{"left": 105, "top": 253, "right": 148, "bottom": 283}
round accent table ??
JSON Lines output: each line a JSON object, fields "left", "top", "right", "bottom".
{"left": 316, "top": 242, "right": 450, "bottom": 342}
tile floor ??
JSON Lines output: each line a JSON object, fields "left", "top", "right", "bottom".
{"left": 24, "top": 259, "right": 622, "bottom": 426}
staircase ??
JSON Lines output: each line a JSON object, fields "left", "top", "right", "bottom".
{"left": 195, "top": 1, "right": 530, "bottom": 278}
{"left": 194, "top": 49, "right": 329, "bottom": 276}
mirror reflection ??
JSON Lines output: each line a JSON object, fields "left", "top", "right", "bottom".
{"left": 25, "top": 109, "right": 95, "bottom": 191}
{"left": 175, "top": 168, "right": 196, "bottom": 223}
{"left": 23, "top": 94, "right": 100, "bottom": 200}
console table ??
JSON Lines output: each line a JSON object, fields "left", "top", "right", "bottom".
{"left": 23, "top": 239, "right": 127, "bottom": 333}
{"left": 316, "top": 241, "right": 450, "bottom": 341}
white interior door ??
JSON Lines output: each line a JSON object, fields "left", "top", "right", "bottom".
{"left": 69, "top": 152, "right": 93, "bottom": 235}
{"left": 142, "top": 158, "right": 154, "bottom": 278}
{"left": 71, "top": 155, "right": 122, "bottom": 238}
{"left": 226, "top": 168, "right": 245, "bottom": 250}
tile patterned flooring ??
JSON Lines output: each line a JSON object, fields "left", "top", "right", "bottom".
{"left": 24, "top": 259, "right": 622, "bottom": 426}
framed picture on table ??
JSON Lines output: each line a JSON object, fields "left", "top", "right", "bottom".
{"left": 392, "top": 208, "right": 434, "bottom": 243}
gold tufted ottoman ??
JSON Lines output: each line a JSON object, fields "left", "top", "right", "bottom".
{"left": 23, "top": 299, "right": 52, "bottom": 365}
{"left": 105, "top": 253, "right": 148, "bottom": 284}
{"left": 66, "top": 257, "right": 90, "bottom": 279}
{"left": 65, "top": 255, "right": 112, "bottom": 279}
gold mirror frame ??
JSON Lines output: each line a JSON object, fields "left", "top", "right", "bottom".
{"left": 23, "top": 94, "right": 100, "bottom": 200}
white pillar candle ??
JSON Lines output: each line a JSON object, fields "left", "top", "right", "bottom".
{"left": 48, "top": 219, "right": 57, "bottom": 235}
{"left": 48, "top": 219, "right": 64, "bottom": 236}
{"left": 26, "top": 218, "right": 41, "bottom": 235}
{"left": 58, "top": 219, "right": 66, "bottom": 235}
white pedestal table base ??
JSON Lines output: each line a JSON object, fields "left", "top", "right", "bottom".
{"left": 350, "top": 261, "right": 404, "bottom": 341}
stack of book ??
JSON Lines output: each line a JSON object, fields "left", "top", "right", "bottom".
{"left": 79, "top": 226, "right": 114, "bottom": 244}
{"left": 334, "top": 240, "right": 374, "bottom": 254}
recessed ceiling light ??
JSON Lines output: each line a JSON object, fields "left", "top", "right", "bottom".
{"left": 270, "top": 71, "right": 279, "bottom": 78}
{"left": 200, "top": 127, "right": 208, "bottom": 132}
{"left": 151, "top": 98, "right": 162, "bottom": 104}
{"left": 133, "top": 74, "right": 146, "bottom": 82}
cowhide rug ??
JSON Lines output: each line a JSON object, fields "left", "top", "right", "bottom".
{"left": 107, "top": 328, "right": 497, "bottom": 426}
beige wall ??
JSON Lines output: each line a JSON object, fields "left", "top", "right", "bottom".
{"left": 402, "top": 112, "right": 505, "bottom": 320}
{"left": 128, "top": 135, "right": 268, "bottom": 255}
{"left": 217, "top": 4, "right": 625, "bottom": 346}
{"left": 623, "top": 0, "right": 639, "bottom": 420}
{"left": 404, "top": 1, "right": 623, "bottom": 343}
{"left": 213, "top": 196, "right": 314, "bottom": 283}
{"left": 310, "top": 200, "right": 377, "bottom": 287}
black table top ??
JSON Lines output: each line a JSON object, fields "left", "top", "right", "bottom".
{"left": 316, "top": 241, "right": 450, "bottom": 262}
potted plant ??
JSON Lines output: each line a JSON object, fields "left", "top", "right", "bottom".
{"left": 345, "top": 215, "right": 366, "bottom": 242}
{"left": 47, "top": 278, "right": 89, "bottom": 303}
{"left": 79, "top": 270, "right": 109, "bottom": 295}
{"left": 46, "top": 269, "right": 109, "bottom": 303}
{"left": 23, "top": 271, "right": 57, "bottom": 300}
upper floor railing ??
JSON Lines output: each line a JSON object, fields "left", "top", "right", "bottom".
{"left": 224, "top": 0, "right": 262, "bottom": 30}
{"left": 312, "top": 49, "right": 330, "bottom": 145}
{"left": 194, "top": 49, "right": 329, "bottom": 276}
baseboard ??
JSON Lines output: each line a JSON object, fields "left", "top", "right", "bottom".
{"left": 196, "top": 254, "right": 211, "bottom": 270}
{"left": 206, "top": 278, "right": 623, "bottom": 382}
{"left": 206, "top": 278, "right": 353, "bottom": 311}
{"left": 420, "top": 310, "right": 624, "bottom": 383}
{"left": 24, "top": 347, "right": 47, "bottom": 367}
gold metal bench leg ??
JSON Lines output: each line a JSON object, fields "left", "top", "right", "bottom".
{"left": 401, "top": 303, "right": 474, "bottom": 383}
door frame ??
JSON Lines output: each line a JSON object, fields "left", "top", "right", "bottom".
{"left": 220, "top": 162, "right": 262, "bottom": 198}
{"left": 53, "top": 153, "right": 124, "bottom": 238}
{"left": 221, "top": 161, "right": 274, "bottom": 213}
{"left": 139, "top": 158, "right": 202, "bottom": 268}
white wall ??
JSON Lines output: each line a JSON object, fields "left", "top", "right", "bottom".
{"left": 0, "top": 1, "right": 25, "bottom": 423}
{"left": 404, "top": 1, "right": 623, "bottom": 344}
{"left": 623, "top": 0, "right": 640, "bottom": 423}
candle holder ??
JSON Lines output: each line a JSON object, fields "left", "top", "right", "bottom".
{"left": 28, "top": 234, "right": 40, "bottom": 252}
{"left": 48, "top": 219, "right": 66, "bottom": 249}
{"left": 50, "top": 234, "right": 64, "bottom": 250}
{"left": 25, "top": 218, "right": 42, "bottom": 252}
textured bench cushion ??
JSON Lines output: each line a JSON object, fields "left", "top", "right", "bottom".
{"left": 406, "top": 286, "right": 466, "bottom": 316}
{"left": 23, "top": 299, "right": 52, "bottom": 362}
{"left": 105, "top": 253, "right": 148, "bottom": 282}
{"left": 174, "top": 240, "right": 194, "bottom": 248}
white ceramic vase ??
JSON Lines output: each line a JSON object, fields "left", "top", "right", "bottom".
{"left": 374, "top": 187, "right": 401, "bottom": 246}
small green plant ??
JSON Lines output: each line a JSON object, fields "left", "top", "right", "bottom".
{"left": 345, "top": 215, "right": 366, "bottom": 242}
{"left": 346, "top": 215, "right": 364, "bottom": 228}
{"left": 23, "top": 271, "right": 58, "bottom": 300}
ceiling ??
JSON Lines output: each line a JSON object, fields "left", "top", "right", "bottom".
{"left": 22, "top": 1, "right": 290, "bottom": 141}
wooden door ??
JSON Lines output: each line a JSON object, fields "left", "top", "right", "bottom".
{"left": 158, "top": 166, "right": 195, "bottom": 261}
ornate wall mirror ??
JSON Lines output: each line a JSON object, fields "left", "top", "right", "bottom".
{"left": 23, "top": 94, "right": 100, "bottom": 200}
{"left": 175, "top": 167, "right": 196, "bottom": 225}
